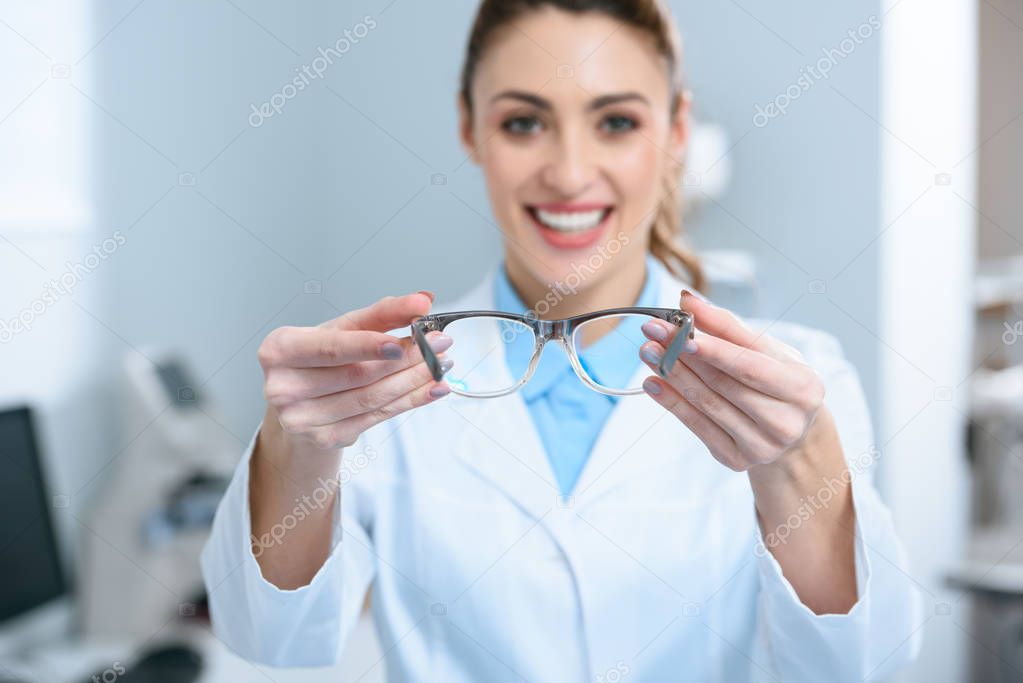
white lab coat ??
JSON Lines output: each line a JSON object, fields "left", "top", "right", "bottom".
{"left": 201, "top": 262, "right": 923, "bottom": 682}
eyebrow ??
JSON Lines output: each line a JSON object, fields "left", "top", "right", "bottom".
{"left": 488, "top": 90, "right": 650, "bottom": 111}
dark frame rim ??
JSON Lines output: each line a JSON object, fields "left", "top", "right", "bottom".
{"left": 410, "top": 307, "right": 695, "bottom": 395}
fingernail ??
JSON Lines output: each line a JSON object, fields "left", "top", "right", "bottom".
{"left": 380, "top": 342, "right": 403, "bottom": 360}
{"left": 429, "top": 383, "right": 451, "bottom": 398}
{"left": 640, "top": 346, "right": 662, "bottom": 365}
{"left": 417, "top": 290, "right": 435, "bottom": 303}
{"left": 643, "top": 377, "right": 662, "bottom": 395}
{"left": 641, "top": 320, "right": 668, "bottom": 342}
{"left": 428, "top": 333, "right": 453, "bottom": 353}
{"left": 439, "top": 358, "right": 454, "bottom": 373}
{"left": 683, "top": 338, "right": 698, "bottom": 354}
{"left": 682, "top": 288, "right": 708, "bottom": 302}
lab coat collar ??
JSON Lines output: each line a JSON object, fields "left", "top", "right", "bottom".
{"left": 492, "top": 256, "right": 662, "bottom": 402}
{"left": 437, "top": 255, "right": 697, "bottom": 520}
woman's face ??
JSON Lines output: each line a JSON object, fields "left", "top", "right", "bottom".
{"left": 459, "top": 6, "right": 689, "bottom": 293}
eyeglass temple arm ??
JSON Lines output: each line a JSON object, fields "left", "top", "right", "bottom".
{"left": 410, "top": 320, "right": 445, "bottom": 381}
{"left": 657, "top": 314, "right": 695, "bottom": 378}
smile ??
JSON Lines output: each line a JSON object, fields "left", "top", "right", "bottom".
{"left": 525, "top": 204, "right": 614, "bottom": 249}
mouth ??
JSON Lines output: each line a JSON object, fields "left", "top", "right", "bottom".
{"left": 524, "top": 203, "right": 614, "bottom": 249}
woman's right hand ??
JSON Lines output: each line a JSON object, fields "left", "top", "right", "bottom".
{"left": 258, "top": 290, "right": 453, "bottom": 452}
{"left": 249, "top": 291, "right": 451, "bottom": 588}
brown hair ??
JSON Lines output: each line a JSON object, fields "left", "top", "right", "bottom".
{"left": 459, "top": 0, "right": 706, "bottom": 292}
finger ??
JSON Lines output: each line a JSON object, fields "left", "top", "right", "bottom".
{"left": 641, "top": 316, "right": 782, "bottom": 396}
{"left": 641, "top": 341, "right": 772, "bottom": 460}
{"left": 327, "top": 292, "right": 435, "bottom": 333}
{"left": 676, "top": 289, "right": 805, "bottom": 362}
{"left": 679, "top": 291, "right": 797, "bottom": 362}
{"left": 264, "top": 327, "right": 414, "bottom": 368}
{"left": 677, "top": 354, "right": 807, "bottom": 446}
{"left": 675, "top": 352, "right": 783, "bottom": 420}
{"left": 671, "top": 330, "right": 803, "bottom": 402}
{"left": 639, "top": 371, "right": 745, "bottom": 471}
{"left": 267, "top": 332, "right": 454, "bottom": 401}
{"left": 290, "top": 353, "right": 453, "bottom": 426}
{"left": 641, "top": 318, "right": 698, "bottom": 361}
{"left": 315, "top": 377, "right": 452, "bottom": 448}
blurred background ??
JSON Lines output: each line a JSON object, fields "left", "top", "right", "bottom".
{"left": 0, "top": 0, "right": 1019, "bottom": 680}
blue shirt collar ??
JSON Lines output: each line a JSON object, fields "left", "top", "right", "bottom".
{"left": 494, "top": 255, "right": 662, "bottom": 401}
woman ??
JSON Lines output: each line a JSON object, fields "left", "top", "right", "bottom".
{"left": 201, "top": 1, "right": 921, "bottom": 680}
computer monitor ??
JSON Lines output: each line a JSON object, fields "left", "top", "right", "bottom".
{"left": 0, "top": 406, "right": 70, "bottom": 653}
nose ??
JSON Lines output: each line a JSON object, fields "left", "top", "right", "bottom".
{"left": 540, "top": 126, "right": 596, "bottom": 196}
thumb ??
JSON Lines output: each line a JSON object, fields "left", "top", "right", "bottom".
{"left": 328, "top": 290, "right": 435, "bottom": 333}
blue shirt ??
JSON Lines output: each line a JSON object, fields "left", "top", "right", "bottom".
{"left": 494, "top": 256, "right": 661, "bottom": 496}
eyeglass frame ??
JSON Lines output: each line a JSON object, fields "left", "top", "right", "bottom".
{"left": 410, "top": 307, "right": 695, "bottom": 398}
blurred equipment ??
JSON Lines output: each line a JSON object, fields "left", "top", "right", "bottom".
{"left": 699, "top": 249, "right": 759, "bottom": 318}
{"left": 0, "top": 406, "right": 71, "bottom": 657}
{"left": 974, "top": 254, "right": 1023, "bottom": 370}
{"left": 948, "top": 527, "right": 1023, "bottom": 683}
{"left": 79, "top": 352, "right": 238, "bottom": 638}
{"left": 969, "top": 364, "right": 1023, "bottom": 526}
{"left": 679, "top": 118, "right": 732, "bottom": 206}
{"left": 950, "top": 260, "right": 1023, "bottom": 681}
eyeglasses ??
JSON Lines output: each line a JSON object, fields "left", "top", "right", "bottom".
{"left": 410, "top": 307, "right": 695, "bottom": 398}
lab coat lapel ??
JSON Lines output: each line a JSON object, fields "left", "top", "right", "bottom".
{"left": 572, "top": 264, "right": 696, "bottom": 504}
{"left": 440, "top": 262, "right": 697, "bottom": 516}
{"left": 447, "top": 394, "right": 563, "bottom": 520}
{"left": 440, "top": 266, "right": 563, "bottom": 522}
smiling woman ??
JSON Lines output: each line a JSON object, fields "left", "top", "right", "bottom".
{"left": 201, "top": 2, "right": 922, "bottom": 681}
{"left": 458, "top": 0, "right": 705, "bottom": 311}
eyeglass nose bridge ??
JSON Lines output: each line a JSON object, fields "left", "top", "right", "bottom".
{"left": 533, "top": 319, "right": 570, "bottom": 344}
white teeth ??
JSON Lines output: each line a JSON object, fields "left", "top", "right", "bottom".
{"left": 534, "top": 208, "right": 607, "bottom": 232}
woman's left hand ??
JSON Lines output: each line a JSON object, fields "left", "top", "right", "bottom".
{"left": 638, "top": 289, "right": 858, "bottom": 615}
{"left": 637, "top": 290, "right": 829, "bottom": 473}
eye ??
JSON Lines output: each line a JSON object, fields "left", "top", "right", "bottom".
{"left": 600, "top": 114, "right": 638, "bottom": 134}
{"left": 501, "top": 115, "right": 543, "bottom": 136}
